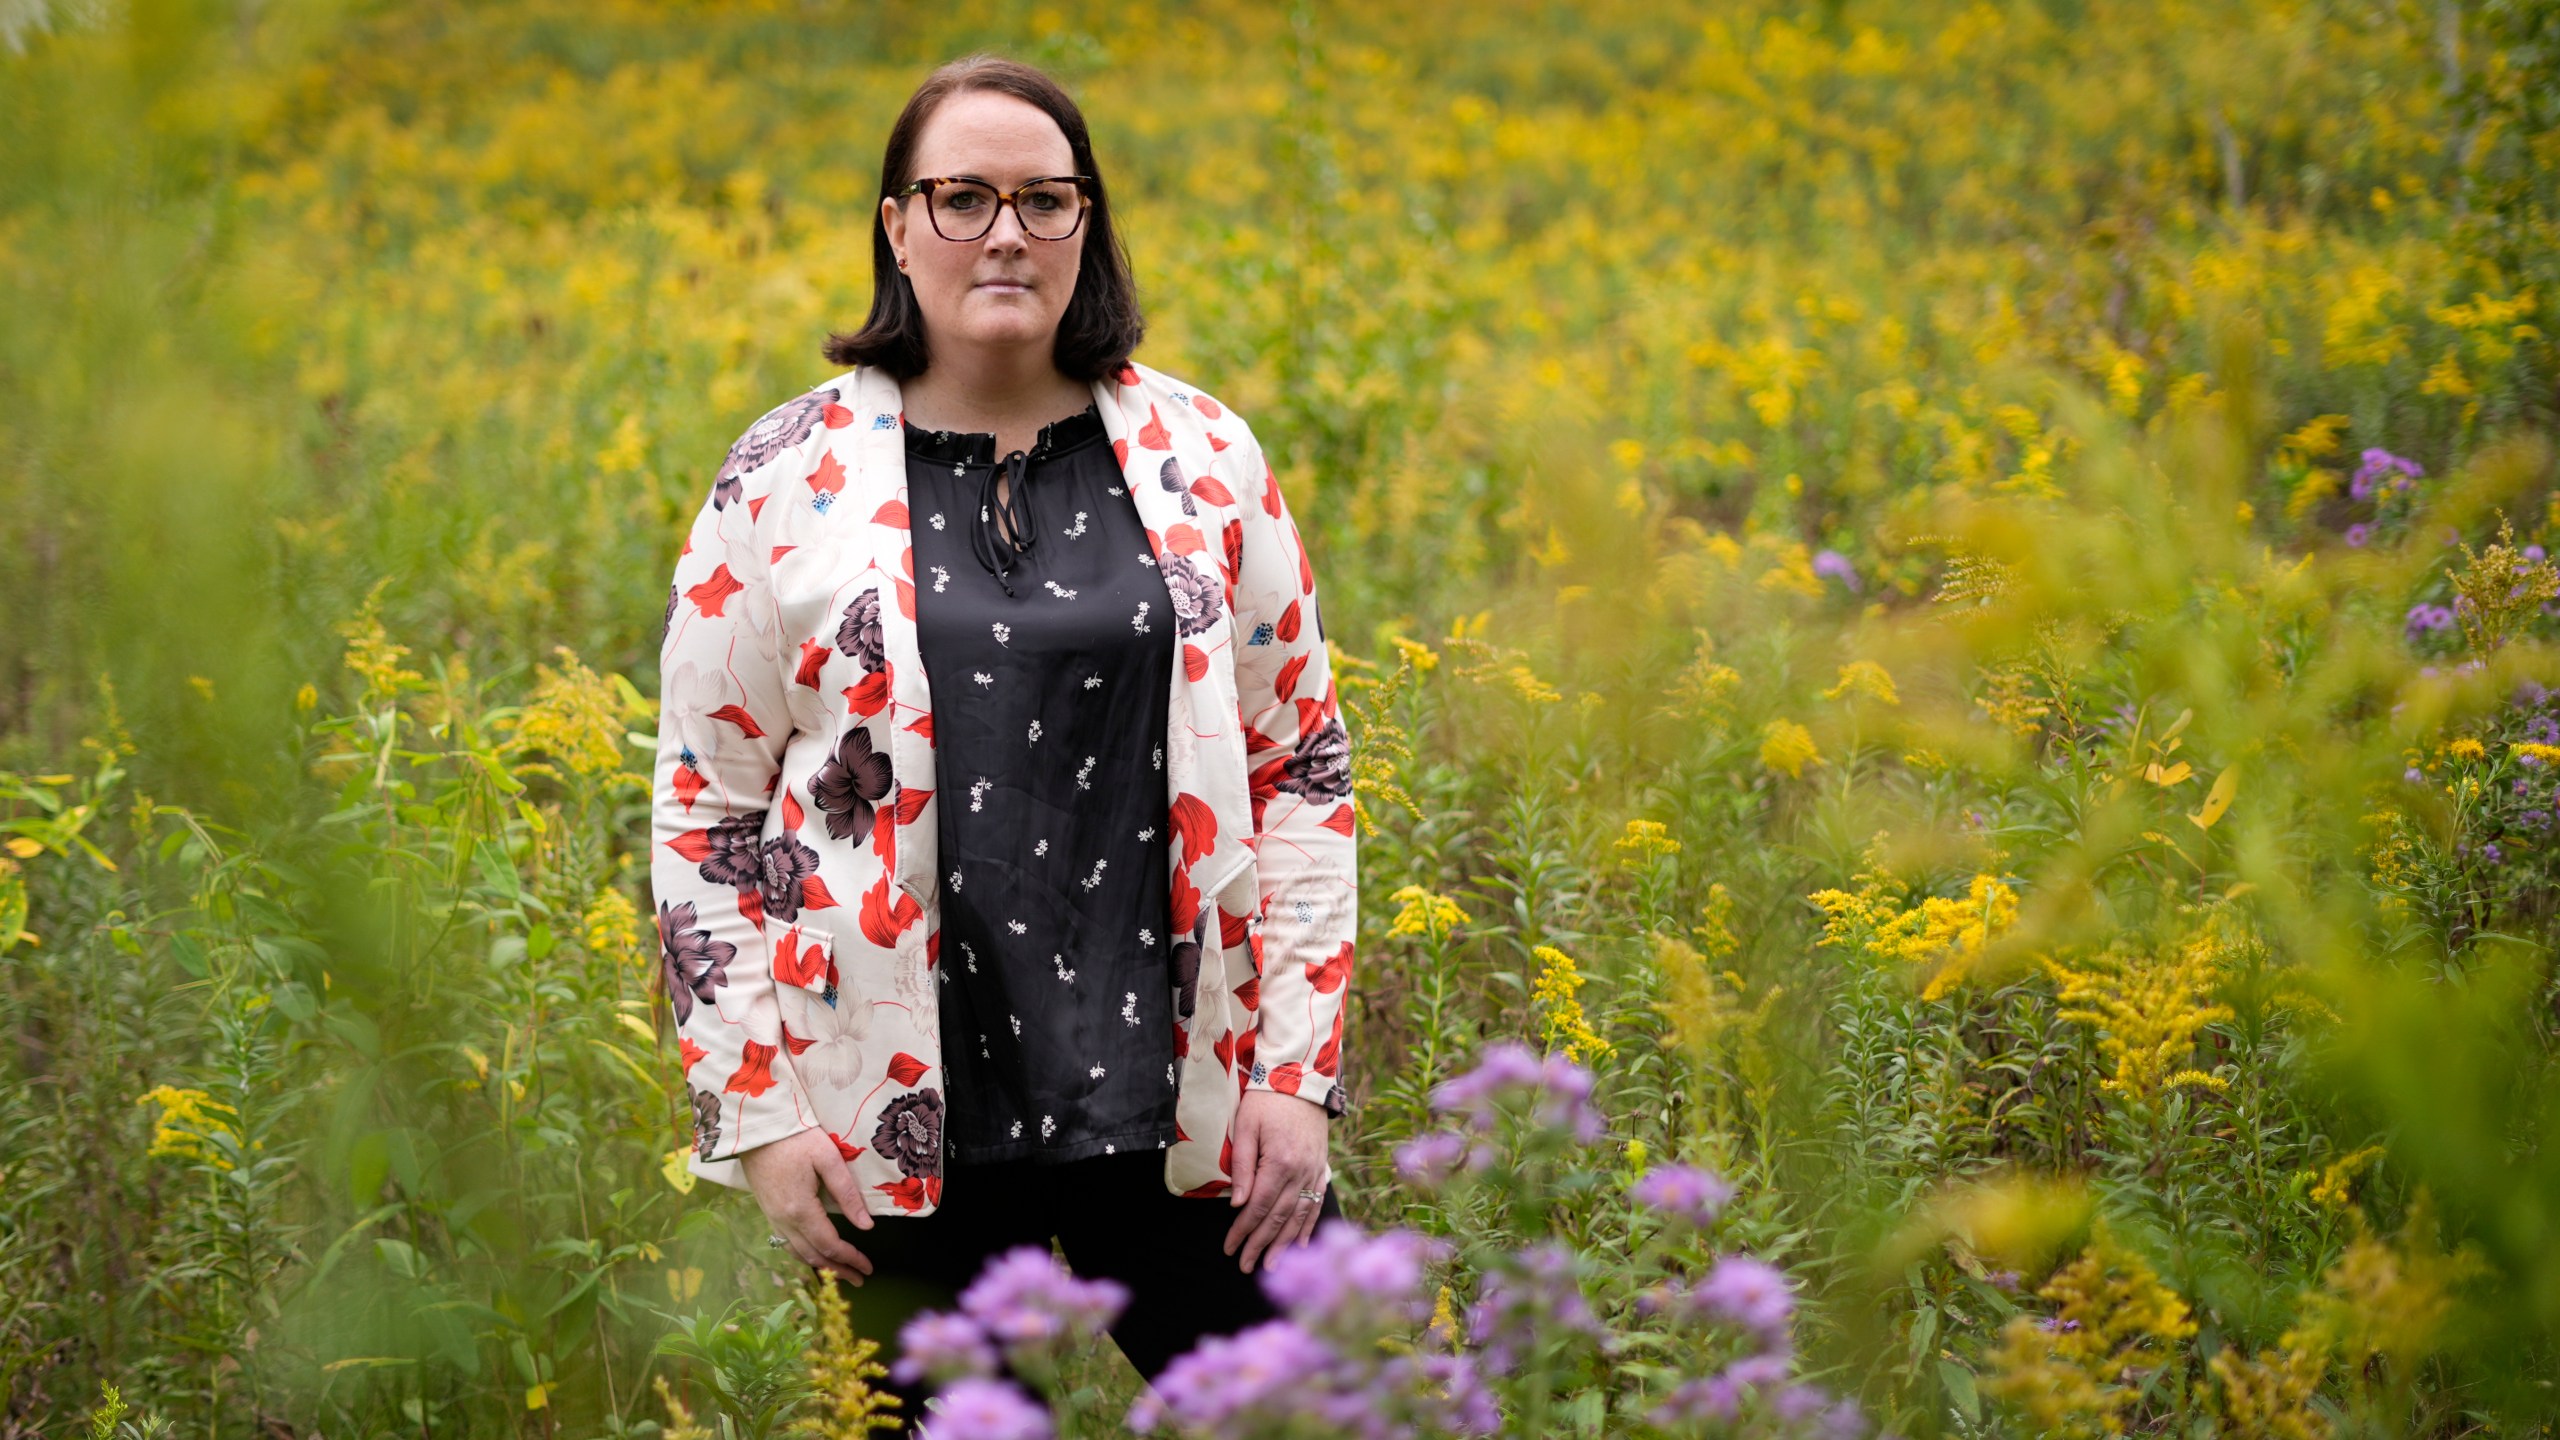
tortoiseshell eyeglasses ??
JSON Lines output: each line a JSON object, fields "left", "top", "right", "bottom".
{"left": 897, "top": 175, "right": 1095, "bottom": 242}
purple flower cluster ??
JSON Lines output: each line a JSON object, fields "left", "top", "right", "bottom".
{"left": 1260, "top": 1219, "right": 1448, "bottom": 1336}
{"left": 1652, "top": 1358, "right": 1866, "bottom": 1439}
{"left": 921, "top": 1377, "right": 1053, "bottom": 1440}
{"left": 1130, "top": 1318, "right": 1333, "bottom": 1434}
{"left": 957, "top": 1246, "right": 1128, "bottom": 1355}
{"left": 1639, "top": 1254, "right": 1797, "bottom": 1352}
{"left": 1131, "top": 1223, "right": 1497, "bottom": 1439}
{"left": 1466, "top": 1242, "right": 1606, "bottom": 1371}
{"left": 2405, "top": 602, "right": 2457, "bottom": 641}
{"left": 1813, "top": 549, "right": 1862, "bottom": 592}
{"left": 1629, "top": 1163, "right": 1736, "bottom": 1230}
{"left": 1393, "top": 1129, "right": 1493, "bottom": 1186}
{"left": 2351, "top": 447, "right": 2424, "bottom": 502}
{"left": 892, "top": 1311, "right": 999, "bottom": 1386}
{"left": 1428, "top": 1041, "right": 1606, "bottom": 1145}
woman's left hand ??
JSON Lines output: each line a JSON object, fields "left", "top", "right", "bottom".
{"left": 1222, "top": 1089, "right": 1331, "bottom": 1273}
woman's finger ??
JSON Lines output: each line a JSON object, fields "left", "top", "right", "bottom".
{"left": 794, "top": 1199, "right": 875, "bottom": 1281}
{"left": 816, "top": 1149, "right": 875, "bottom": 1234}
{"left": 1237, "top": 1159, "right": 1315, "bottom": 1272}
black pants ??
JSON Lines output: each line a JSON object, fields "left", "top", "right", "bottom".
{"left": 824, "top": 1148, "right": 1343, "bottom": 1430}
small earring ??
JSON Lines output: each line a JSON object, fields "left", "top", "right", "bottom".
{"left": 896, "top": 255, "right": 909, "bottom": 270}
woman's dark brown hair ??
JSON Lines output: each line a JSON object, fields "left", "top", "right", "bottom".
{"left": 824, "top": 55, "right": 1144, "bottom": 381}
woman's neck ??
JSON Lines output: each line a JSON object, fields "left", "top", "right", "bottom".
{"left": 900, "top": 349, "right": 1093, "bottom": 458}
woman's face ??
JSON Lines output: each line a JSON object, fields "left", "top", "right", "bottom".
{"left": 880, "top": 91, "right": 1087, "bottom": 365}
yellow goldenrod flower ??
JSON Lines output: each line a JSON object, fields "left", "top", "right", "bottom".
{"left": 1530, "top": 944, "right": 1615, "bottom": 1063}
{"left": 1822, "top": 660, "right": 1900, "bottom": 706}
{"left": 1386, "top": 884, "right": 1468, "bottom": 940}
{"left": 2445, "top": 737, "right": 2486, "bottom": 762}
{"left": 582, "top": 884, "right": 648, "bottom": 971}
{"left": 2044, "top": 921, "right": 2239, "bottom": 1097}
{"left": 2310, "top": 1145, "right": 2386, "bottom": 1211}
{"left": 1500, "top": 664, "right": 1561, "bottom": 704}
{"left": 512, "top": 647, "right": 636, "bottom": 777}
{"left": 1811, "top": 869, "right": 2016, "bottom": 1000}
{"left": 1985, "top": 1223, "right": 2197, "bottom": 1436}
{"left": 337, "top": 583, "right": 423, "bottom": 703}
{"left": 1614, "top": 818, "right": 1682, "bottom": 861}
{"left": 1388, "top": 636, "right": 1440, "bottom": 672}
{"left": 1693, "top": 883, "right": 1741, "bottom": 960}
{"left": 1760, "top": 719, "right": 1821, "bottom": 778}
{"left": 136, "top": 1085, "right": 240, "bottom": 1169}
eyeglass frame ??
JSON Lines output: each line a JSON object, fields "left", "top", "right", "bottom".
{"left": 895, "top": 174, "right": 1097, "bottom": 243}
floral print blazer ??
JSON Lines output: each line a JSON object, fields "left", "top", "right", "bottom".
{"left": 651, "top": 359, "right": 1358, "bottom": 1217}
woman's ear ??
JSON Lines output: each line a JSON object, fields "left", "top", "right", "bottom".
{"left": 880, "top": 196, "right": 907, "bottom": 266}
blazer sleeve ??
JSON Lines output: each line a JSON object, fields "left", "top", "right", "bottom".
{"left": 1223, "top": 419, "right": 1358, "bottom": 1119}
{"left": 650, "top": 429, "right": 819, "bottom": 1164}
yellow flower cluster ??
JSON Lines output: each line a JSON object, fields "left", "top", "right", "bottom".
{"left": 1613, "top": 818, "right": 1682, "bottom": 862}
{"left": 2042, "top": 922, "right": 2239, "bottom": 1098}
{"left": 1822, "top": 661, "right": 1900, "bottom": 706}
{"left": 1810, "top": 870, "right": 2017, "bottom": 1001}
{"left": 1984, "top": 1223, "right": 2197, "bottom": 1439}
{"left": 135, "top": 1085, "right": 239, "bottom": 1169}
{"left": 336, "top": 586, "right": 423, "bottom": 705}
{"left": 1385, "top": 884, "right": 1468, "bottom": 940}
{"left": 511, "top": 647, "right": 646, "bottom": 780}
{"left": 1759, "top": 719, "right": 1822, "bottom": 778}
{"left": 1530, "top": 944, "right": 1615, "bottom": 1064}
{"left": 583, "top": 884, "right": 649, "bottom": 973}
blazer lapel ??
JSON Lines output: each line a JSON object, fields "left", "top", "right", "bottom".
{"left": 847, "top": 366, "right": 941, "bottom": 910}
{"left": 1093, "top": 376, "right": 1258, "bottom": 915}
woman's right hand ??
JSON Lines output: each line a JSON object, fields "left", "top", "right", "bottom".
{"left": 739, "top": 1127, "right": 877, "bottom": 1286}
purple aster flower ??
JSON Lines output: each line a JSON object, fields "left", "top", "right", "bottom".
{"left": 1428, "top": 1042, "right": 1605, "bottom": 1144}
{"left": 2522, "top": 809, "right": 2552, "bottom": 830}
{"left": 1629, "top": 1163, "right": 1736, "bottom": 1228}
{"left": 925, "top": 1377, "right": 1052, "bottom": 1440}
{"left": 1812, "top": 549, "right": 1862, "bottom": 591}
{"left": 1987, "top": 1268, "right": 2021, "bottom": 1292}
{"left": 892, "top": 1311, "right": 997, "bottom": 1387}
{"left": 1534, "top": 1051, "right": 1607, "bottom": 1143}
{"left": 1467, "top": 1243, "right": 1602, "bottom": 1370}
{"left": 1651, "top": 1372, "right": 1743, "bottom": 1427}
{"left": 1416, "top": 1352, "right": 1501, "bottom": 1436}
{"left": 2405, "top": 603, "right": 2456, "bottom": 640}
{"left": 1694, "top": 1254, "right": 1795, "bottom": 1348}
{"left": 2345, "top": 523, "right": 2373, "bottom": 548}
{"left": 1429, "top": 1041, "right": 1544, "bottom": 1115}
{"left": 2483, "top": 843, "right": 2505, "bottom": 864}
{"left": 1129, "top": 1319, "right": 1333, "bottom": 1434}
{"left": 1393, "top": 1131, "right": 1477, "bottom": 1186}
{"left": 2351, "top": 447, "right": 2424, "bottom": 501}
{"left": 1259, "top": 1220, "right": 1445, "bottom": 1334}
{"left": 2405, "top": 766, "right": 2426, "bottom": 783}
{"left": 958, "top": 1247, "right": 1128, "bottom": 1355}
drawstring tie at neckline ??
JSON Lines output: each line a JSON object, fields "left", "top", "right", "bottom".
{"left": 970, "top": 449, "right": 1038, "bottom": 597}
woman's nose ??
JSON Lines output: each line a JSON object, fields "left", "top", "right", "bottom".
{"left": 979, "top": 201, "right": 1032, "bottom": 249}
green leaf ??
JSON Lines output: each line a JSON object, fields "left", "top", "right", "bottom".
{"left": 1937, "top": 1358, "right": 1980, "bottom": 1422}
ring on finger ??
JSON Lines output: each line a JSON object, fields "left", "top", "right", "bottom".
{"left": 767, "top": 1234, "right": 788, "bottom": 1248}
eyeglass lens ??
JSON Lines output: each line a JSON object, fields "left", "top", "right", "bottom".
{"left": 927, "top": 181, "right": 1085, "bottom": 241}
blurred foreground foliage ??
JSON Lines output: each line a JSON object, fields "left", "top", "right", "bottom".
{"left": 4, "top": 0, "right": 2560, "bottom": 1434}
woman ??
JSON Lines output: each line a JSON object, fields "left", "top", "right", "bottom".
{"left": 648, "top": 54, "right": 1359, "bottom": 1419}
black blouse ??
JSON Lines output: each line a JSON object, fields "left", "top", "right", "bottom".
{"left": 904, "top": 402, "right": 1183, "bottom": 1166}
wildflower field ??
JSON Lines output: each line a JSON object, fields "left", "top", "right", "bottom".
{"left": 6, "top": 0, "right": 2560, "bottom": 1435}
